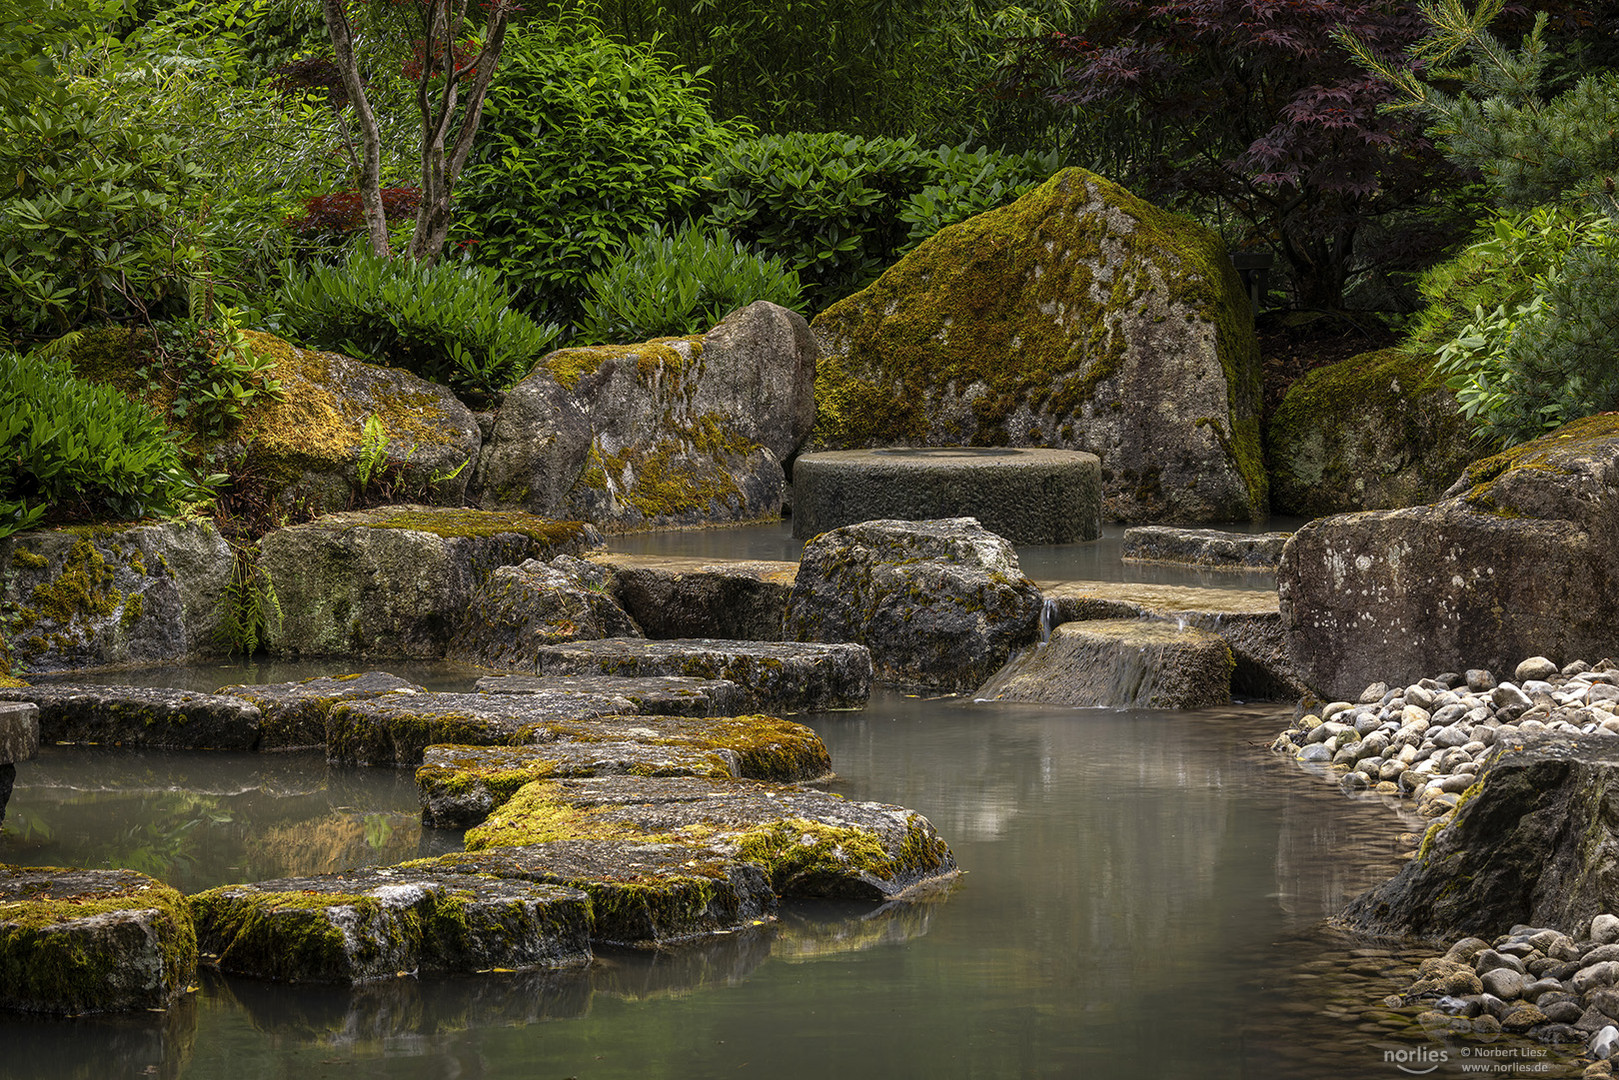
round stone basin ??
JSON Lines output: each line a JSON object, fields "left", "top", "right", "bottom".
{"left": 791, "top": 447, "right": 1102, "bottom": 544}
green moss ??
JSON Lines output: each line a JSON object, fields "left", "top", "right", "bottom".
{"left": 10, "top": 549, "right": 47, "bottom": 570}
{"left": 1454, "top": 412, "right": 1619, "bottom": 512}
{"left": 462, "top": 780, "right": 653, "bottom": 851}
{"left": 190, "top": 888, "right": 378, "bottom": 979}
{"left": 26, "top": 537, "right": 121, "bottom": 630}
{"left": 734, "top": 818, "right": 893, "bottom": 891}
{"left": 119, "top": 592, "right": 145, "bottom": 630}
{"left": 540, "top": 337, "right": 703, "bottom": 392}
{"left": 353, "top": 507, "right": 595, "bottom": 546}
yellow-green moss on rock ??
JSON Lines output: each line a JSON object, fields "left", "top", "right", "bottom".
{"left": 809, "top": 167, "right": 1265, "bottom": 523}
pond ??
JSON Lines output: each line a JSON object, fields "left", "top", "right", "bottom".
{"left": 0, "top": 521, "right": 1440, "bottom": 1080}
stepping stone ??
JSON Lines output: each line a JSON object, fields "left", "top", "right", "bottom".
{"left": 218, "top": 672, "right": 425, "bottom": 750}
{"left": 420, "top": 839, "right": 778, "bottom": 948}
{"left": 0, "top": 701, "right": 38, "bottom": 763}
{"left": 462, "top": 775, "right": 957, "bottom": 903}
{"left": 590, "top": 554, "right": 798, "bottom": 641}
{"left": 976, "top": 618, "right": 1233, "bottom": 708}
{"left": 190, "top": 868, "right": 591, "bottom": 985}
{"left": 0, "top": 684, "right": 260, "bottom": 749}
{"left": 416, "top": 713, "right": 833, "bottom": 826}
{"left": 0, "top": 866, "right": 197, "bottom": 1015}
{"left": 473, "top": 674, "right": 749, "bottom": 717}
{"left": 326, "top": 689, "right": 639, "bottom": 765}
{"left": 531, "top": 639, "right": 872, "bottom": 713}
{"left": 1120, "top": 525, "right": 1291, "bottom": 570}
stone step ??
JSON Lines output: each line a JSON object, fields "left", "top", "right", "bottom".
{"left": 590, "top": 554, "right": 797, "bottom": 642}
{"left": 531, "top": 638, "right": 872, "bottom": 713}
{"left": 0, "top": 866, "right": 196, "bottom": 1015}
{"left": 1120, "top": 525, "right": 1291, "bottom": 570}
{"left": 218, "top": 672, "right": 425, "bottom": 750}
{"left": 0, "top": 684, "right": 261, "bottom": 749}
{"left": 191, "top": 868, "right": 592, "bottom": 985}
{"left": 473, "top": 673, "right": 749, "bottom": 717}
{"left": 325, "top": 689, "right": 638, "bottom": 765}
{"left": 0, "top": 700, "right": 38, "bottom": 763}
{"left": 977, "top": 618, "right": 1235, "bottom": 709}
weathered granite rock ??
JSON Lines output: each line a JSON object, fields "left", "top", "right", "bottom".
{"left": 532, "top": 639, "right": 872, "bottom": 713}
{"left": 0, "top": 867, "right": 197, "bottom": 1014}
{"left": 421, "top": 840, "right": 779, "bottom": 947}
{"left": 809, "top": 167, "right": 1266, "bottom": 523}
{"left": 1278, "top": 415, "right": 1619, "bottom": 699}
{"left": 1341, "top": 735, "right": 1619, "bottom": 941}
{"left": 976, "top": 619, "right": 1234, "bottom": 708}
{"left": 473, "top": 674, "right": 749, "bottom": 716}
{"left": 463, "top": 775, "right": 958, "bottom": 903}
{"left": 325, "top": 690, "right": 636, "bottom": 765}
{"left": 791, "top": 448, "right": 1104, "bottom": 544}
{"left": 0, "top": 700, "right": 38, "bottom": 762}
{"left": 0, "top": 684, "right": 261, "bottom": 749}
{"left": 258, "top": 506, "right": 601, "bottom": 659}
{"left": 478, "top": 302, "right": 815, "bottom": 530}
{"left": 783, "top": 518, "right": 1044, "bottom": 693}
{"left": 1, "top": 520, "right": 232, "bottom": 671}
{"left": 416, "top": 713, "right": 832, "bottom": 826}
{"left": 445, "top": 555, "right": 642, "bottom": 670}
{"left": 216, "top": 672, "right": 426, "bottom": 751}
{"left": 1040, "top": 581, "right": 1301, "bottom": 700}
{"left": 1266, "top": 347, "right": 1475, "bottom": 518}
{"left": 191, "top": 868, "right": 592, "bottom": 984}
{"left": 1120, "top": 526, "right": 1290, "bottom": 570}
{"left": 592, "top": 554, "right": 797, "bottom": 642}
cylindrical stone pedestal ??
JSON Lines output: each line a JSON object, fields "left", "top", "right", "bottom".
{"left": 791, "top": 447, "right": 1103, "bottom": 544}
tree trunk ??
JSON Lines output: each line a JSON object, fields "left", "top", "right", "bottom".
{"left": 319, "top": 0, "right": 389, "bottom": 258}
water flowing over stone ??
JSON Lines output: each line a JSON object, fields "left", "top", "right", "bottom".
{"left": 975, "top": 618, "right": 1234, "bottom": 708}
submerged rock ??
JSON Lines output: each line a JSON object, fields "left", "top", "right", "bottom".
{"left": 1279, "top": 414, "right": 1619, "bottom": 699}
{"left": 415, "top": 713, "right": 833, "bottom": 826}
{"left": 462, "top": 775, "right": 957, "bottom": 903}
{"left": 0, "top": 520, "right": 233, "bottom": 672}
{"left": 531, "top": 638, "right": 872, "bottom": 713}
{"left": 446, "top": 555, "right": 643, "bottom": 670}
{"left": 593, "top": 554, "right": 797, "bottom": 642}
{"left": 421, "top": 840, "right": 779, "bottom": 948}
{"left": 1120, "top": 525, "right": 1290, "bottom": 570}
{"left": 473, "top": 673, "right": 748, "bottom": 716}
{"left": 976, "top": 618, "right": 1234, "bottom": 708}
{"left": 0, "top": 684, "right": 261, "bottom": 749}
{"left": 217, "top": 671, "right": 425, "bottom": 751}
{"left": 1341, "top": 735, "right": 1619, "bottom": 941}
{"left": 191, "top": 868, "right": 592, "bottom": 984}
{"left": 0, "top": 866, "right": 197, "bottom": 1014}
{"left": 258, "top": 506, "right": 601, "bottom": 660}
{"left": 809, "top": 167, "right": 1266, "bottom": 523}
{"left": 783, "top": 518, "right": 1043, "bottom": 693}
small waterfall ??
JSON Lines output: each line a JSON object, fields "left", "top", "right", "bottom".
{"left": 1038, "top": 598, "right": 1061, "bottom": 644}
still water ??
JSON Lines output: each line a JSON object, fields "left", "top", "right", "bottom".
{"left": 0, "top": 521, "right": 1436, "bottom": 1079}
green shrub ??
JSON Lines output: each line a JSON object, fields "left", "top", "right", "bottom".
{"left": 452, "top": 18, "right": 746, "bottom": 337}
{"left": 896, "top": 143, "right": 1064, "bottom": 252}
{"left": 265, "top": 248, "right": 561, "bottom": 399}
{"left": 577, "top": 224, "right": 803, "bottom": 344}
{"left": 0, "top": 350, "right": 204, "bottom": 535}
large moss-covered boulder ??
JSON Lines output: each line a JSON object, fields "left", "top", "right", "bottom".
{"left": 809, "top": 168, "right": 1265, "bottom": 523}
{"left": 473, "top": 302, "right": 816, "bottom": 530}
{"left": 1266, "top": 347, "right": 1476, "bottom": 517}
{"left": 0, "top": 520, "right": 232, "bottom": 672}
{"left": 257, "top": 506, "right": 601, "bottom": 659}
{"left": 65, "top": 328, "right": 481, "bottom": 516}
{"left": 592, "top": 554, "right": 797, "bottom": 642}
{"left": 1341, "top": 734, "right": 1619, "bottom": 941}
{"left": 0, "top": 867, "right": 197, "bottom": 1015}
{"left": 1279, "top": 414, "right": 1619, "bottom": 699}
{"left": 783, "top": 518, "right": 1044, "bottom": 693}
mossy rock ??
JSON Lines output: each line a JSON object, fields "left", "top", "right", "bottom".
{"left": 473, "top": 673, "right": 749, "bottom": 717}
{"left": 1265, "top": 347, "right": 1477, "bottom": 517}
{"left": 0, "top": 684, "right": 261, "bottom": 749}
{"left": 0, "top": 866, "right": 197, "bottom": 1015}
{"left": 809, "top": 167, "right": 1265, "bottom": 523}
{"left": 215, "top": 671, "right": 426, "bottom": 751}
{"left": 0, "top": 520, "right": 232, "bottom": 673}
{"left": 590, "top": 554, "right": 799, "bottom": 643}
{"left": 445, "top": 555, "right": 643, "bottom": 671}
{"left": 190, "top": 869, "right": 592, "bottom": 984}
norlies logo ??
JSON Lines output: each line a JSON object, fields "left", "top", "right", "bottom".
{"left": 1385, "top": 1047, "right": 1449, "bottom": 1074}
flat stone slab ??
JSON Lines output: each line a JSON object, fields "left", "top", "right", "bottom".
{"left": 1039, "top": 581, "right": 1301, "bottom": 700}
{"left": 791, "top": 447, "right": 1103, "bottom": 544}
{"left": 0, "top": 866, "right": 197, "bottom": 1015}
{"left": 190, "top": 868, "right": 592, "bottom": 984}
{"left": 589, "top": 554, "right": 798, "bottom": 641}
{"left": 530, "top": 639, "right": 872, "bottom": 713}
{"left": 0, "top": 701, "right": 39, "bottom": 763}
{"left": 417, "top": 712, "right": 833, "bottom": 827}
{"left": 326, "top": 690, "right": 640, "bottom": 766}
{"left": 217, "top": 672, "right": 425, "bottom": 750}
{"left": 976, "top": 619, "right": 1234, "bottom": 708}
{"left": 0, "top": 684, "right": 261, "bottom": 749}
{"left": 463, "top": 775, "right": 958, "bottom": 903}
{"left": 419, "top": 840, "right": 779, "bottom": 947}
{"left": 1120, "top": 526, "right": 1291, "bottom": 569}
{"left": 473, "top": 674, "right": 749, "bottom": 717}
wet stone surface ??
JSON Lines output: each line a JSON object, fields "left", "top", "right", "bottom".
{"left": 0, "top": 684, "right": 261, "bottom": 750}
{"left": 472, "top": 673, "right": 749, "bottom": 717}
{"left": 217, "top": 672, "right": 425, "bottom": 751}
